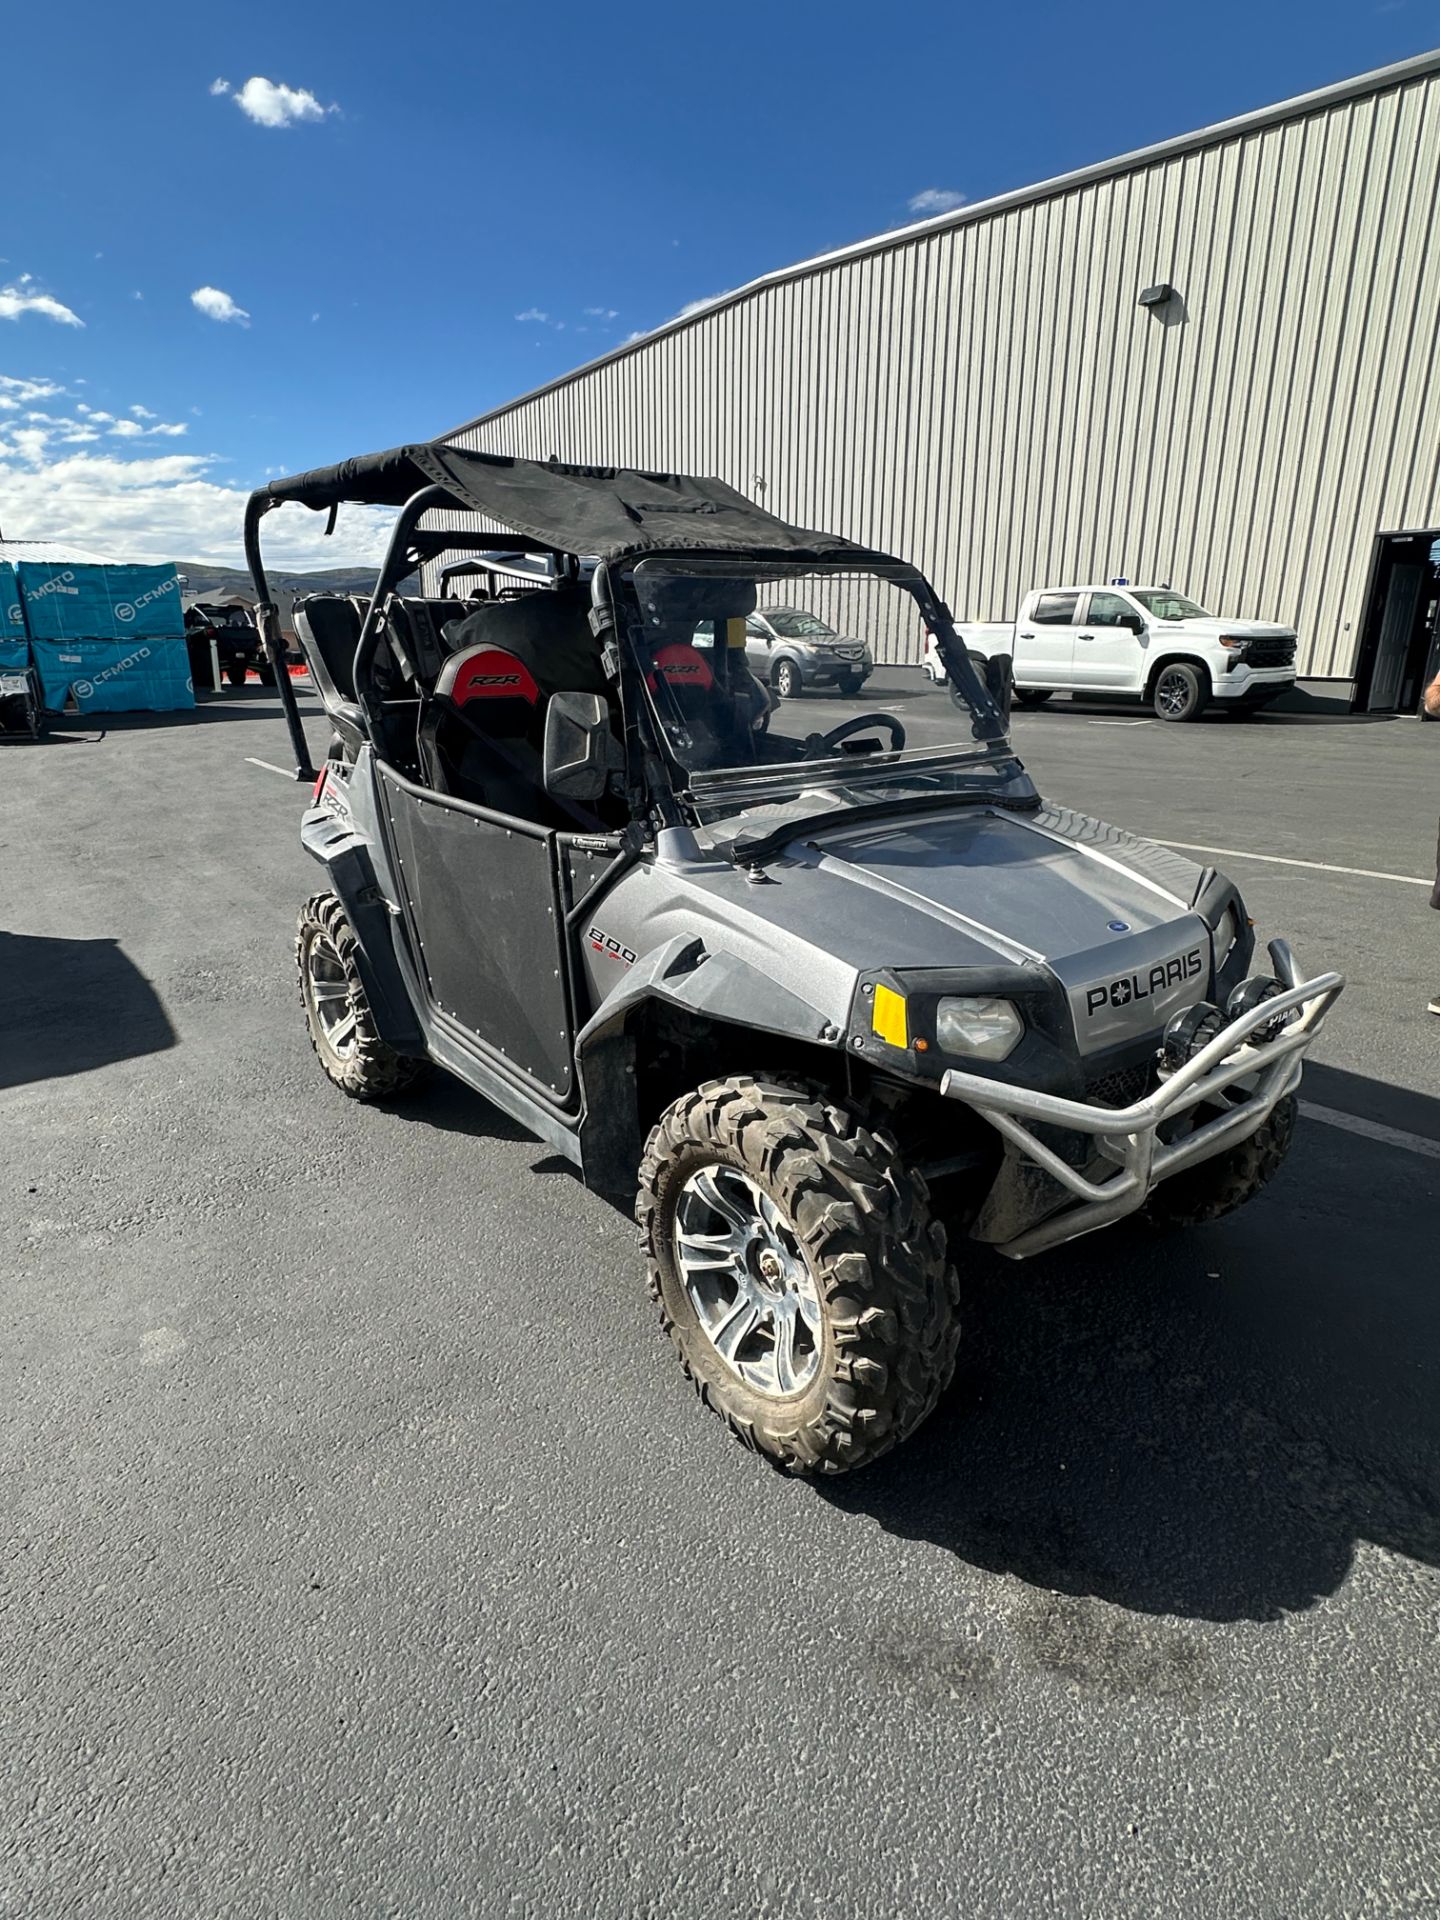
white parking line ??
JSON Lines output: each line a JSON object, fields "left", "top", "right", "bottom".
{"left": 245, "top": 757, "right": 298, "bottom": 779}
{"left": 1087, "top": 718, "right": 1153, "bottom": 727}
{"left": 1301, "top": 1101, "right": 1440, "bottom": 1163}
{"left": 1155, "top": 839, "right": 1431, "bottom": 887}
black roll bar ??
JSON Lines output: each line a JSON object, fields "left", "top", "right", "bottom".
{"left": 243, "top": 492, "right": 318, "bottom": 782}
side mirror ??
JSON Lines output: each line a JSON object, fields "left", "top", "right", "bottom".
{"left": 543, "top": 691, "right": 623, "bottom": 802}
{"left": 984, "top": 651, "right": 1014, "bottom": 727}
{"left": 1121, "top": 613, "right": 1146, "bottom": 635}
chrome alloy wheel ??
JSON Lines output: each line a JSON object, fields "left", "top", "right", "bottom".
{"left": 302, "top": 931, "right": 360, "bottom": 1059}
{"left": 672, "top": 1165, "right": 823, "bottom": 1396}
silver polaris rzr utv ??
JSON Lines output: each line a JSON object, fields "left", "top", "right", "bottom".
{"left": 244, "top": 446, "right": 1343, "bottom": 1477}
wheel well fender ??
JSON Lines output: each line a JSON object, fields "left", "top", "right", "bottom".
{"left": 299, "top": 811, "right": 426, "bottom": 1055}
{"left": 574, "top": 936, "right": 841, "bottom": 1193}
{"left": 1145, "top": 653, "right": 1213, "bottom": 699}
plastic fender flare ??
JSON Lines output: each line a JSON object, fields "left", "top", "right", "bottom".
{"left": 573, "top": 936, "right": 838, "bottom": 1193}
{"left": 299, "top": 807, "right": 427, "bottom": 1056}
{"left": 1144, "top": 652, "right": 1214, "bottom": 701}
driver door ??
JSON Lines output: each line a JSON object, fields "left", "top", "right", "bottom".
{"left": 1075, "top": 590, "right": 1146, "bottom": 689}
{"left": 377, "top": 763, "right": 577, "bottom": 1101}
{"left": 744, "top": 614, "right": 773, "bottom": 676}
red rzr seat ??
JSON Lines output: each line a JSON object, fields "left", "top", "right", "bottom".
{"left": 419, "top": 643, "right": 548, "bottom": 814}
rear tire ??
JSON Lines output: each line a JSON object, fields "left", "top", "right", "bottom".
{"left": 296, "top": 893, "right": 431, "bottom": 1100}
{"left": 638, "top": 1075, "right": 961, "bottom": 1475}
{"left": 772, "top": 660, "right": 801, "bottom": 700}
{"left": 225, "top": 664, "right": 249, "bottom": 689}
{"left": 1152, "top": 662, "right": 1209, "bottom": 722}
{"left": 1145, "top": 1094, "right": 1296, "bottom": 1227}
{"left": 254, "top": 657, "right": 277, "bottom": 687}
{"left": 1015, "top": 688, "right": 1054, "bottom": 708}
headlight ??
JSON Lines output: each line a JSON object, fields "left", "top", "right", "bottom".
{"left": 1213, "top": 905, "right": 1239, "bottom": 968}
{"left": 935, "top": 995, "right": 1023, "bottom": 1061}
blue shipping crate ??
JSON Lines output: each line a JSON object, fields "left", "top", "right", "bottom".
{"left": 17, "top": 561, "right": 184, "bottom": 641}
{"left": 0, "top": 562, "right": 28, "bottom": 640}
{"left": 30, "top": 635, "right": 194, "bottom": 713}
{"left": 0, "top": 639, "right": 28, "bottom": 672}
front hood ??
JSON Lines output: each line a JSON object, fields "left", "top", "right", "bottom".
{"left": 1167, "top": 617, "right": 1295, "bottom": 641}
{"left": 813, "top": 803, "right": 1214, "bottom": 1053}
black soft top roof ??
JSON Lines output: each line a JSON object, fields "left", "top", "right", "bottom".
{"left": 255, "top": 443, "right": 864, "bottom": 564}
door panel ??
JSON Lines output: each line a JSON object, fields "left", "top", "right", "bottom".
{"left": 1369, "top": 563, "right": 1424, "bottom": 711}
{"left": 745, "top": 616, "right": 772, "bottom": 677}
{"left": 379, "top": 766, "right": 574, "bottom": 1097}
{"left": 1075, "top": 591, "right": 1145, "bottom": 689}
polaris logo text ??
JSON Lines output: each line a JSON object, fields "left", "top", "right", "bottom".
{"left": 115, "top": 577, "right": 177, "bottom": 625}
{"left": 1085, "top": 948, "right": 1203, "bottom": 1017}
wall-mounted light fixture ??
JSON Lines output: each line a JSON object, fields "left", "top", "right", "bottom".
{"left": 1138, "top": 283, "right": 1176, "bottom": 309}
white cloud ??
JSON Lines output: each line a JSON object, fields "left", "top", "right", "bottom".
{"left": 191, "top": 285, "right": 250, "bottom": 326}
{"left": 515, "top": 307, "right": 549, "bottom": 324}
{"left": 230, "top": 76, "right": 334, "bottom": 129}
{"left": 109, "top": 418, "right": 145, "bottom": 438}
{"left": 584, "top": 306, "right": 619, "bottom": 320}
{"left": 0, "top": 443, "right": 395, "bottom": 568}
{"left": 130, "top": 403, "right": 156, "bottom": 419}
{"left": 0, "top": 281, "right": 83, "bottom": 327}
{"left": 210, "top": 77, "right": 231, "bottom": 96}
{"left": 0, "top": 375, "right": 64, "bottom": 404}
{"left": 619, "top": 330, "right": 649, "bottom": 347}
{"left": 907, "top": 188, "right": 967, "bottom": 216}
{"left": 148, "top": 421, "right": 188, "bottom": 438}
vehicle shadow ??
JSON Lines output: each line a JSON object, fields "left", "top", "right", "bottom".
{"left": 820, "top": 1086, "right": 1440, "bottom": 1622}
{"left": 377, "top": 1073, "right": 533, "bottom": 1146}
{"left": 0, "top": 931, "right": 176, "bottom": 1090}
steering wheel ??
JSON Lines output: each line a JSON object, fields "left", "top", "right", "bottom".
{"left": 805, "top": 712, "right": 907, "bottom": 760}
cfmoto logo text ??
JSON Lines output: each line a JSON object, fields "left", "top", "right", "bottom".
{"left": 73, "top": 645, "right": 151, "bottom": 700}
{"left": 114, "top": 577, "right": 176, "bottom": 625}
{"left": 29, "top": 569, "right": 77, "bottom": 600}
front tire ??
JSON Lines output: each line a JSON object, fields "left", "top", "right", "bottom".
{"left": 1145, "top": 1094, "right": 1296, "bottom": 1227}
{"left": 837, "top": 673, "right": 863, "bottom": 696}
{"left": 638, "top": 1076, "right": 961, "bottom": 1475}
{"left": 772, "top": 659, "right": 802, "bottom": 700}
{"left": 1015, "top": 688, "right": 1054, "bottom": 708}
{"left": 296, "top": 893, "right": 431, "bottom": 1100}
{"left": 1153, "top": 662, "right": 1209, "bottom": 722}
{"left": 225, "top": 664, "right": 249, "bottom": 689}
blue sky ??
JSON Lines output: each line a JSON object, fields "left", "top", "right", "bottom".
{"left": 1, "top": 0, "right": 1436, "bottom": 566}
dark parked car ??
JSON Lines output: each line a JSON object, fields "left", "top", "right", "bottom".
{"left": 184, "top": 601, "right": 271, "bottom": 689}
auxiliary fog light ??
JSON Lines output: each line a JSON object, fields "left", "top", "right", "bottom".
{"left": 1226, "top": 975, "right": 1293, "bottom": 1045}
{"left": 935, "top": 996, "right": 1023, "bottom": 1062}
{"left": 1160, "top": 1001, "right": 1225, "bottom": 1071}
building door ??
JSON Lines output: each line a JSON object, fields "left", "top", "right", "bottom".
{"left": 1356, "top": 532, "right": 1440, "bottom": 712}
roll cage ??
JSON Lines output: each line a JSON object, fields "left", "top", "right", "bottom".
{"left": 242, "top": 442, "right": 1005, "bottom": 804}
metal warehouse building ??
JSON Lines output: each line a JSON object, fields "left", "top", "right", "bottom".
{"left": 439, "top": 50, "right": 1440, "bottom": 710}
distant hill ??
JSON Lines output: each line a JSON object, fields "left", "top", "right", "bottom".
{"left": 173, "top": 562, "right": 378, "bottom": 600}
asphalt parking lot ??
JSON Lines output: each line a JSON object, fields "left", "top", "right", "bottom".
{"left": 3, "top": 674, "right": 1438, "bottom": 1918}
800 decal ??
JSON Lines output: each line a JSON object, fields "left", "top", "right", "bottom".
{"left": 588, "top": 925, "right": 637, "bottom": 968}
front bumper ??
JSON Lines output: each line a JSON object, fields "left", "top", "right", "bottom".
{"left": 807, "top": 656, "right": 870, "bottom": 684}
{"left": 939, "top": 940, "right": 1343, "bottom": 1258}
{"left": 1213, "top": 663, "right": 1296, "bottom": 702}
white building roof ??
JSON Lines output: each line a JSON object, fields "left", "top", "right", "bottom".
{"left": 0, "top": 537, "right": 116, "bottom": 565}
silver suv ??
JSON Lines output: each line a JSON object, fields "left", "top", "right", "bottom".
{"left": 743, "top": 605, "right": 873, "bottom": 698}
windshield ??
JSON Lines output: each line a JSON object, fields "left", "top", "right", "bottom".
{"left": 1131, "top": 589, "right": 1210, "bottom": 621}
{"left": 629, "top": 558, "right": 1016, "bottom": 827}
{"left": 767, "top": 610, "right": 836, "bottom": 639}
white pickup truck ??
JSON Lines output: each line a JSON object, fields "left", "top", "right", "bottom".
{"left": 926, "top": 584, "right": 1298, "bottom": 721}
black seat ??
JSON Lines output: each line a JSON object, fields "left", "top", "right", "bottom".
{"left": 293, "top": 595, "right": 362, "bottom": 706}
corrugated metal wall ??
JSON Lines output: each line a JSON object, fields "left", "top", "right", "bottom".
{"left": 438, "top": 60, "right": 1440, "bottom": 678}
